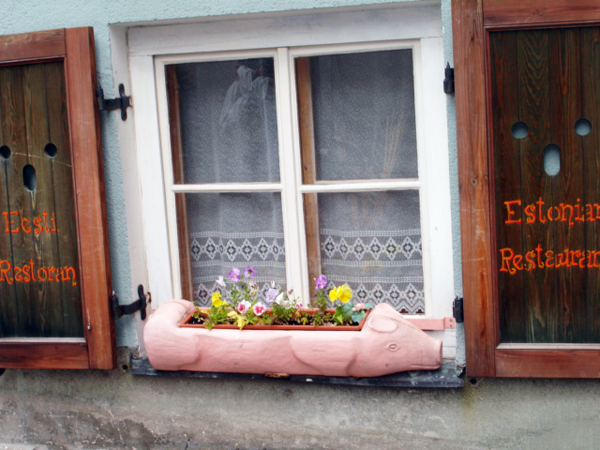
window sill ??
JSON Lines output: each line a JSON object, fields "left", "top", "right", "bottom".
{"left": 130, "top": 358, "right": 463, "bottom": 389}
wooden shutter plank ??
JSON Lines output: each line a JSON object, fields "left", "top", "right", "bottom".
{"left": 452, "top": 0, "right": 497, "bottom": 377}
{"left": 496, "top": 347, "right": 600, "bottom": 378}
{"left": 0, "top": 29, "right": 65, "bottom": 63}
{"left": 0, "top": 67, "right": 19, "bottom": 337}
{"left": 484, "top": 0, "right": 600, "bottom": 29}
{"left": 581, "top": 27, "right": 600, "bottom": 343}
{"left": 0, "top": 340, "right": 88, "bottom": 369}
{"left": 490, "top": 31, "right": 527, "bottom": 342}
{"left": 64, "top": 27, "right": 115, "bottom": 369}
{"left": 548, "top": 29, "right": 587, "bottom": 343}
{"left": 23, "top": 62, "right": 67, "bottom": 337}
{"left": 517, "top": 30, "right": 555, "bottom": 343}
{"left": 44, "top": 61, "right": 83, "bottom": 337}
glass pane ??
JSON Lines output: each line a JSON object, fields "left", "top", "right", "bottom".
{"left": 309, "top": 50, "right": 417, "bottom": 181}
{"left": 180, "top": 192, "right": 286, "bottom": 306}
{"left": 0, "top": 62, "right": 83, "bottom": 338}
{"left": 171, "top": 58, "right": 279, "bottom": 183}
{"left": 317, "top": 191, "right": 424, "bottom": 313}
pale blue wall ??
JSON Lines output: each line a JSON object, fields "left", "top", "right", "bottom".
{"left": 0, "top": 0, "right": 459, "bottom": 347}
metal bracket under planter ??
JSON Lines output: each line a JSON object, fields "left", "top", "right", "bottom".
{"left": 111, "top": 285, "right": 150, "bottom": 321}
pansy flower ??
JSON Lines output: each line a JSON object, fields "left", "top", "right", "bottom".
{"left": 315, "top": 274, "right": 327, "bottom": 290}
{"left": 265, "top": 288, "right": 279, "bottom": 304}
{"left": 329, "top": 284, "right": 352, "bottom": 303}
{"left": 243, "top": 266, "right": 257, "bottom": 279}
{"left": 216, "top": 276, "right": 226, "bottom": 287}
{"left": 211, "top": 292, "right": 224, "bottom": 307}
{"left": 253, "top": 302, "right": 267, "bottom": 316}
{"left": 228, "top": 267, "right": 241, "bottom": 282}
{"left": 237, "top": 300, "right": 251, "bottom": 314}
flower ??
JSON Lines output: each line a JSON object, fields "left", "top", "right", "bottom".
{"left": 352, "top": 303, "right": 366, "bottom": 312}
{"left": 211, "top": 292, "right": 224, "bottom": 307}
{"left": 216, "top": 276, "right": 226, "bottom": 287}
{"left": 275, "top": 292, "right": 291, "bottom": 308}
{"left": 228, "top": 267, "right": 241, "bottom": 282}
{"left": 248, "top": 281, "right": 258, "bottom": 298}
{"left": 329, "top": 284, "right": 352, "bottom": 303}
{"left": 237, "top": 300, "right": 251, "bottom": 314}
{"left": 265, "top": 288, "right": 279, "bottom": 304}
{"left": 243, "top": 266, "right": 257, "bottom": 279}
{"left": 315, "top": 274, "right": 327, "bottom": 289}
{"left": 253, "top": 302, "right": 267, "bottom": 316}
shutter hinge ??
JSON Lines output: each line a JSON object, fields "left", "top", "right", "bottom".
{"left": 97, "top": 83, "right": 131, "bottom": 121}
{"left": 453, "top": 296, "right": 464, "bottom": 323}
{"left": 443, "top": 63, "right": 455, "bottom": 94}
{"left": 111, "top": 284, "right": 150, "bottom": 321}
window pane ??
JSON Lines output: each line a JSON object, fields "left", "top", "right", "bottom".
{"left": 170, "top": 58, "right": 279, "bottom": 184}
{"left": 309, "top": 50, "right": 417, "bottom": 181}
{"left": 178, "top": 193, "right": 286, "bottom": 306}
{"left": 317, "top": 191, "right": 424, "bottom": 313}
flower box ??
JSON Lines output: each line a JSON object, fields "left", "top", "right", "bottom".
{"left": 144, "top": 299, "right": 442, "bottom": 378}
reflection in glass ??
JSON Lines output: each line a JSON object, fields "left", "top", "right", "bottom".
{"left": 309, "top": 50, "right": 417, "bottom": 181}
{"left": 172, "top": 58, "right": 279, "bottom": 184}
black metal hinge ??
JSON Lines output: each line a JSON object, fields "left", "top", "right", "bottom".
{"left": 111, "top": 285, "right": 150, "bottom": 321}
{"left": 444, "top": 63, "right": 455, "bottom": 94}
{"left": 453, "top": 296, "right": 464, "bottom": 323}
{"left": 97, "top": 83, "right": 132, "bottom": 121}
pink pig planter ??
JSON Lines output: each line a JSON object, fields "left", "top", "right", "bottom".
{"left": 144, "top": 299, "right": 442, "bottom": 377}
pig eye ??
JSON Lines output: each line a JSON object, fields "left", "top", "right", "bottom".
{"left": 386, "top": 342, "right": 400, "bottom": 352}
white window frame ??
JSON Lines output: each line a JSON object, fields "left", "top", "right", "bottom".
{"left": 121, "top": 2, "right": 454, "bottom": 320}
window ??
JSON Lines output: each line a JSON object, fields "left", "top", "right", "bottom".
{"left": 126, "top": 4, "right": 454, "bottom": 342}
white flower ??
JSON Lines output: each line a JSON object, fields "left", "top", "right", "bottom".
{"left": 237, "top": 300, "right": 251, "bottom": 314}
{"left": 275, "top": 292, "right": 291, "bottom": 308}
{"left": 216, "top": 276, "right": 226, "bottom": 288}
{"left": 253, "top": 302, "right": 267, "bottom": 316}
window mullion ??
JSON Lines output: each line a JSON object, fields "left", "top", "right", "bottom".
{"left": 275, "top": 47, "right": 307, "bottom": 300}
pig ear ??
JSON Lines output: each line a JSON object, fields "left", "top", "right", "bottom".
{"left": 368, "top": 315, "right": 398, "bottom": 333}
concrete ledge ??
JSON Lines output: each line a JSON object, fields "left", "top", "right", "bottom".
{"left": 130, "top": 358, "right": 464, "bottom": 388}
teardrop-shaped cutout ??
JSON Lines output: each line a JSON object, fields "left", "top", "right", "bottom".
{"left": 543, "top": 144, "right": 560, "bottom": 176}
{"left": 0, "top": 145, "right": 10, "bottom": 159}
{"left": 23, "top": 164, "right": 37, "bottom": 191}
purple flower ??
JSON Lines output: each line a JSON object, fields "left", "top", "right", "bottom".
{"left": 243, "top": 266, "right": 257, "bottom": 279}
{"left": 228, "top": 267, "right": 241, "bottom": 282}
{"left": 315, "top": 274, "right": 327, "bottom": 290}
{"left": 238, "top": 300, "right": 251, "bottom": 314}
{"left": 265, "top": 288, "right": 279, "bottom": 304}
{"left": 253, "top": 302, "right": 267, "bottom": 316}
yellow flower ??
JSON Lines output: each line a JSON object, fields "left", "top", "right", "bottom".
{"left": 338, "top": 284, "right": 352, "bottom": 303}
{"left": 329, "top": 285, "right": 352, "bottom": 303}
{"left": 329, "top": 286, "right": 340, "bottom": 302}
{"left": 211, "top": 292, "right": 223, "bottom": 307}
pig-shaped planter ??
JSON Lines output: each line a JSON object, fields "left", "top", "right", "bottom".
{"left": 144, "top": 299, "right": 442, "bottom": 377}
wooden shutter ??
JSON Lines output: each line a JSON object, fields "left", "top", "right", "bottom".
{"left": 0, "top": 28, "right": 115, "bottom": 369}
{"left": 453, "top": 0, "right": 600, "bottom": 378}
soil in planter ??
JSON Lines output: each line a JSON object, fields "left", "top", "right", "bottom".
{"left": 180, "top": 308, "right": 370, "bottom": 331}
